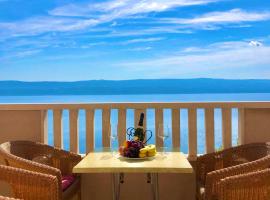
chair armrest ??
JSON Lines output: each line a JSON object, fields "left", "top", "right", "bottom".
{"left": 0, "top": 165, "right": 59, "bottom": 200}
{"left": 29, "top": 142, "right": 81, "bottom": 175}
{"left": 219, "top": 169, "right": 270, "bottom": 200}
{"left": 6, "top": 153, "right": 62, "bottom": 189}
{"left": 7, "top": 152, "right": 61, "bottom": 176}
{"left": 48, "top": 146, "right": 82, "bottom": 175}
{"left": 0, "top": 196, "right": 21, "bottom": 200}
{"left": 196, "top": 152, "right": 217, "bottom": 184}
{"left": 205, "top": 156, "right": 270, "bottom": 199}
{"left": 205, "top": 155, "right": 270, "bottom": 200}
{"left": 196, "top": 143, "right": 268, "bottom": 185}
{"left": 196, "top": 148, "right": 232, "bottom": 184}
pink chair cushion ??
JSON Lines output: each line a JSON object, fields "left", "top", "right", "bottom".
{"left": 62, "top": 175, "right": 76, "bottom": 191}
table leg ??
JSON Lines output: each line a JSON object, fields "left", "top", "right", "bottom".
{"left": 150, "top": 173, "right": 159, "bottom": 200}
{"left": 112, "top": 173, "right": 123, "bottom": 200}
{"left": 111, "top": 173, "right": 117, "bottom": 200}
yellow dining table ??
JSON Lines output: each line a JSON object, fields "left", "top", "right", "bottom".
{"left": 73, "top": 152, "right": 193, "bottom": 200}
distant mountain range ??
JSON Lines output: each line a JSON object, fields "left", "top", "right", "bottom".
{"left": 0, "top": 79, "right": 270, "bottom": 95}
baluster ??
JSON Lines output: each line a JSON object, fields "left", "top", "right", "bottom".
{"left": 155, "top": 108, "right": 163, "bottom": 148}
{"left": 238, "top": 108, "right": 245, "bottom": 145}
{"left": 86, "top": 109, "right": 95, "bottom": 153}
{"left": 118, "top": 108, "right": 126, "bottom": 146}
{"left": 172, "top": 108, "right": 180, "bottom": 150}
{"left": 188, "top": 108, "right": 197, "bottom": 160}
{"left": 102, "top": 108, "right": 111, "bottom": 147}
{"left": 70, "top": 109, "right": 79, "bottom": 153}
{"left": 222, "top": 108, "right": 232, "bottom": 149}
{"left": 53, "top": 109, "right": 63, "bottom": 148}
{"left": 205, "top": 108, "right": 215, "bottom": 153}
{"left": 41, "top": 110, "right": 48, "bottom": 144}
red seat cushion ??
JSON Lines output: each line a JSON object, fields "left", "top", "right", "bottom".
{"left": 62, "top": 175, "right": 76, "bottom": 191}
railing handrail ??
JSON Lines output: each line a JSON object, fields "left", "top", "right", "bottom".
{"left": 0, "top": 101, "right": 270, "bottom": 110}
{"left": 1, "top": 101, "right": 268, "bottom": 160}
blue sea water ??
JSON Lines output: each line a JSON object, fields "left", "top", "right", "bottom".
{"left": 1, "top": 93, "right": 270, "bottom": 154}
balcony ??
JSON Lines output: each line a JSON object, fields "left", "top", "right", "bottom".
{"left": 0, "top": 101, "right": 270, "bottom": 200}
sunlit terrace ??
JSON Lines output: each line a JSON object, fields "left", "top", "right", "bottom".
{"left": 1, "top": 101, "right": 270, "bottom": 200}
{"left": 1, "top": 0, "right": 270, "bottom": 199}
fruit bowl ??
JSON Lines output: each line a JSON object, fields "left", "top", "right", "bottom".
{"left": 118, "top": 154, "right": 155, "bottom": 160}
{"left": 119, "top": 140, "right": 157, "bottom": 159}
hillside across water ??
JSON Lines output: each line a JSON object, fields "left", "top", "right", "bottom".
{"left": 1, "top": 78, "right": 270, "bottom": 95}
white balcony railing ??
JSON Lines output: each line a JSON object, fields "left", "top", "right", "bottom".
{"left": 1, "top": 102, "right": 270, "bottom": 160}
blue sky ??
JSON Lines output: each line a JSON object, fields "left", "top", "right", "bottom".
{"left": 0, "top": 0, "right": 270, "bottom": 81}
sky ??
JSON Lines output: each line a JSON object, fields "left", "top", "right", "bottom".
{"left": 0, "top": 0, "right": 270, "bottom": 81}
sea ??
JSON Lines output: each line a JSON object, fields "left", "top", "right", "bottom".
{"left": 1, "top": 93, "right": 270, "bottom": 154}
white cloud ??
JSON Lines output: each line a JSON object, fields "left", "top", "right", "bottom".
{"left": 209, "top": 41, "right": 250, "bottom": 49}
{"left": 249, "top": 40, "right": 263, "bottom": 47}
{"left": 15, "top": 50, "right": 42, "bottom": 58}
{"left": 80, "top": 42, "right": 108, "bottom": 49}
{"left": 128, "top": 46, "right": 152, "bottom": 51}
{"left": 0, "top": 0, "right": 177, "bottom": 38}
{"left": 0, "top": 49, "right": 42, "bottom": 61}
{"left": 100, "top": 27, "right": 193, "bottom": 38}
{"left": 110, "top": 21, "right": 118, "bottom": 26}
{"left": 118, "top": 41, "right": 270, "bottom": 78}
{"left": 45, "top": 0, "right": 221, "bottom": 35}
{"left": 187, "top": 9, "right": 270, "bottom": 24}
{"left": 1, "top": 1, "right": 270, "bottom": 45}
{"left": 159, "top": 9, "right": 270, "bottom": 29}
{"left": 50, "top": 0, "right": 219, "bottom": 17}
{"left": 46, "top": 0, "right": 222, "bottom": 34}
{"left": 0, "top": 17, "right": 100, "bottom": 39}
{"left": 1, "top": 0, "right": 269, "bottom": 40}
{"left": 121, "top": 37, "right": 165, "bottom": 44}
{"left": 180, "top": 41, "right": 254, "bottom": 54}
{"left": 181, "top": 47, "right": 205, "bottom": 53}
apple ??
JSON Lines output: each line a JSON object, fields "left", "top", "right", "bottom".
{"left": 118, "top": 146, "right": 125, "bottom": 156}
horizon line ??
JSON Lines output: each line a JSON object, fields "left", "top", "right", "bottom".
{"left": 1, "top": 78, "right": 270, "bottom": 83}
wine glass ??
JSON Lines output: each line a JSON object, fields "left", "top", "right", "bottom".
{"left": 109, "top": 123, "right": 118, "bottom": 156}
{"left": 164, "top": 125, "right": 171, "bottom": 152}
{"left": 158, "top": 123, "right": 170, "bottom": 156}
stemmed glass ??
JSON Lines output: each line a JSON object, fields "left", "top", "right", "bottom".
{"left": 109, "top": 123, "right": 118, "bottom": 157}
{"left": 158, "top": 123, "right": 170, "bottom": 156}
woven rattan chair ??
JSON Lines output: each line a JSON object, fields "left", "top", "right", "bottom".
{"left": 0, "top": 196, "right": 21, "bottom": 200}
{"left": 0, "top": 197, "right": 20, "bottom": 200}
{"left": 0, "top": 197, "right": 21, "bottom": 200}
{"left": 196, "top": 143, "right": 270, "bottom": 200}
{"left": 0, "top": 164, "right": 58, "bottom": 200}
{"left": 0, "top": 141, "right": 82, "bottom": 200}
{"left": 218, "top": 168, "right": 270, "bottom": 200}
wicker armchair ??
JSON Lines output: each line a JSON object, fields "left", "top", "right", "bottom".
{"left": 196, "top": 143, "right": 270, "bottom": 200}
{"left": 0, "top": 141, "right": 82, "bottom": 200}
{"left": 218, "top": 168, "right": 270, "bottom": 200}
{"left": 0, "top": 164, "right": 58, "bottom": 200}
{"left": 0, "top": 197, "right": 20, "bottom": 200}
{"left": 0, "top": 197, "right": 21, "bottom": 200}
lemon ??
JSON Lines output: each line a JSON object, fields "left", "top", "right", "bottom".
{"left": 139, "top": 147, "right": 149, "bottom": 154}
{"left": 139, "top": 152, "right": 147, "bottom": 158}
{"left": 146, "top": 145, "right": 156, "bottom": 153}
{"left": 147, "top": 151, "right": 156, "bottom": 157}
